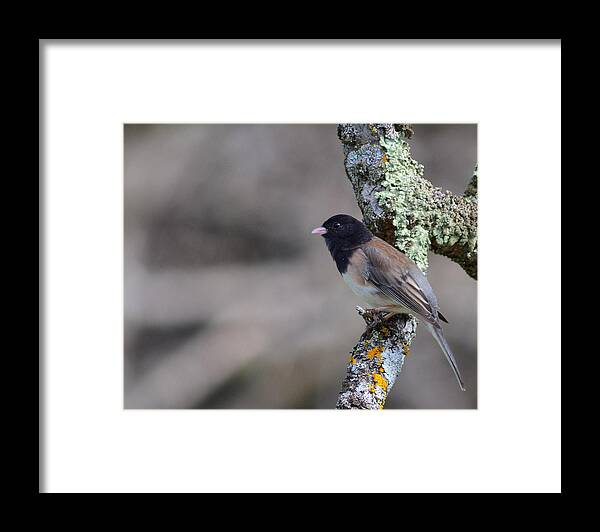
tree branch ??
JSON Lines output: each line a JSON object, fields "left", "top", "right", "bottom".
{"left": 336, "top": 308, "right": 416, "bottom": 409}
{"left": 464, "top": 164, "right": 478, "bottom": 199}
{"left": 335, "top": 124, "right": 477, "bottom": 409}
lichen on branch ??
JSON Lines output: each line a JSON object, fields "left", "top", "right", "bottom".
{"left": 338, "top": 123, "right": 478, "bottom": 278}
{"left": 336, "top": 310, "right": 416, "bottom": 409}
{"left": 335, "top": 123, "right": 477, "bottom": 409}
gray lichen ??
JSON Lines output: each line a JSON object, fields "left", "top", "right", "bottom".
{"left": 336, "top": 311, "right": 416, "bottom": 410}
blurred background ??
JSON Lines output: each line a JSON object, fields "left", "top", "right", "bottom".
{"left": 124, "top": 124, "right": 477, "bottom": 409}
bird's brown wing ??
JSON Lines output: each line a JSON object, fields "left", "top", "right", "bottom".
{"left": 361, "top": 237, "right": 443, "bottom": 325}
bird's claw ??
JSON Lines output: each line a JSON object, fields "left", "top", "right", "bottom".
{"left": 357, "top": 306, "right": 385, "bottom": 330}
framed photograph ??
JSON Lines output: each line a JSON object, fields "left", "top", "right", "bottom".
{"left": 124, "top": 123, "right": 478, "bottom": 410}
{"left": 40, "top": 39, "right": 561, "bottom": 493}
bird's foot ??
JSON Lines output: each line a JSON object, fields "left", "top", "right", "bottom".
{"left": 357, "top": 306, "right": 388, "bottom": 330}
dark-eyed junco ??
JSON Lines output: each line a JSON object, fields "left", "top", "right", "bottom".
{"left": 312, "top": 214, "right": 466, "bottom": 391}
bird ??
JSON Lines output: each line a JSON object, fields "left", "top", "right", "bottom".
{"left": 312, "top": 213, "right": 466, "bottom": 391}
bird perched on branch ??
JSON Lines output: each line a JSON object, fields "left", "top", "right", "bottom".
{"left": 312, "top": 213, "right": 466, "bottom": 391}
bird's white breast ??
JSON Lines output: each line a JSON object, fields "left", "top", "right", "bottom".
{"left": 341, "top": 272, "right": 392, "bottom": 307}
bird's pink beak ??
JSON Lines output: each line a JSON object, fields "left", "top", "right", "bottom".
{"left": 311, "top": 226, "right": 327, "bottom": 235}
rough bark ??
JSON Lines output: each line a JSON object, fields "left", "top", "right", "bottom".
{"left": 335, "top": 124, "right": 477, "bottom": 409}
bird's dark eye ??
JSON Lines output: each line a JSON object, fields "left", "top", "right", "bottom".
{"left": 333, "top": 222, "right": 342, "bottom": 229}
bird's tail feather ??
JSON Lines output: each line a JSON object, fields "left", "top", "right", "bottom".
{"left": 426, "top": 322, "right": 466, "bottom": 392}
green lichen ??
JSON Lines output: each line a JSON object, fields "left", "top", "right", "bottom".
{"left": 372, "top": 131, "right": 477, "bottom": 277}
{"left": 338, "top": 123, "right": 477, "bottom": 281}
{"left": 375, "top": 134, "right": 431, "bottom": 271}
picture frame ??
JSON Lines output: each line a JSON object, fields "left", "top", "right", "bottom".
{"left": 39, "top": 38, "right": 561, "bottom": 493}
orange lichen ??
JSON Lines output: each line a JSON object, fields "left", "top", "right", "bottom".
{"left": 350, "top": 357, "right": 357, "bottom": 365}
{"left": 367, "top": 346, "right": 384, "bottom": 360}
{"left": 402, "top": 343, "right": 410, "bottom": 356}
{"left": 372, "top": 372, "right": 388, "bottom": 391}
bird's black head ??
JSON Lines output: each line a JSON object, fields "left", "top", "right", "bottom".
{"left": 314, "top": 214, "right": 373, "bottom": 244}
{"left": 311, "top": 214, "right": 373, "bottom": 273}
